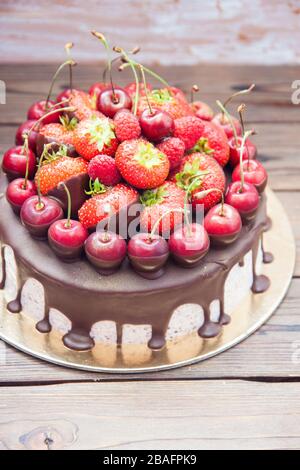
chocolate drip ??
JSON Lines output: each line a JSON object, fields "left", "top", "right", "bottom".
{"left": 264, "top": 216, "right": 272, "bottom": 232}
{"left": 219, "top": 298, "right": 231, "bottom": 326}
{"left": 0, "top": 172, "right": 270, "bottom": 352}
{"left": 36, "top": 304, "right": 52, "bottom": 333}
{"left": 116, "top": 323, "right": 123, "bottom": 346}
{"left": 261, "top": 234, "right": 274, "bottom": 264}
{"left": 239, "top": 257, "right": 245, "bottom": 267}
{"left": 7, "top": 288, "right": 22, "bottom": 313}
{"left": 251, "top": 238, "right": 270, "bottom": 294}
{"left": 0, "top": 246, "right": 6, "bottom": 289}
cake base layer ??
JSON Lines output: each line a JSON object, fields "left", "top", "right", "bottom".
{"left": 0, "top": 173, "right": 270, "bottom": 351}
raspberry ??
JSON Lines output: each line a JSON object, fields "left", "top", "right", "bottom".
{"left": 157, "top": 137, "right": 185, "bottom": 170}
{"left": 88, "top": 155, "right": 121, "bottom": 186}
{"left": 173, "top": 116, "right": 205, "bottom": 150}
{"left": 114, "top": 109, "right": 141, "bottom": 142}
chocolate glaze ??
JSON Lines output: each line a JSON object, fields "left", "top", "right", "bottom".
{"left": 48, "top": 173, "right": 90, "bottom": 218}
{"left": 36, "top": 133, "right": 78, "bottom": 158}
{"left": 0, "top": 173, "right": 271, "bottom": 352}
{"left": 0, "top": 246, "right": 6, "bottom": 289}
{"left": 261, "top": 234, "right": 274, "bottom": 264}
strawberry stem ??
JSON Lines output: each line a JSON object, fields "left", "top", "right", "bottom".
{"left": 59, "top": 182, "right": 72, "bottom": 228}
{"left": 46, "top": 60, "right": 76, "bottom": 108}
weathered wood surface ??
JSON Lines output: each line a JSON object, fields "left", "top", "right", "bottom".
{"left": 0, "top": 0, "right": 300, "bottom": 65}
{"left": 0, "top": 64, "right": 299, "bottom": 450}
{"left": 0, "top": 380, "right": 300, "bottom": 450}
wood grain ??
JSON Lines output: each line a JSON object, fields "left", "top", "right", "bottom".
{"left": 0, "top": 0, "right": 300, "bottom": 65}
{"left": 0, "top": 380, "right": 300, "bottom": 450}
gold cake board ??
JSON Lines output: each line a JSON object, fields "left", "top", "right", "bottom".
{"left": 0, "top": 188, "right": 295, "bottom": 373}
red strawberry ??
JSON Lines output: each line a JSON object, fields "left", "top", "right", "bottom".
{"left": 172, "top": 153, "right": 225, "bottom": 211}
{"left": 189, "top": 120, "right": 230, "bottom": 167}
{"left": 88, "top": 155, "right": 121, "bottom": 186}
{"left": 34, "top": 150, "right": 88, "bottom": 195}
{"left": 78, "top": 183, "right": 139, "bottom": 230}
{"left": 36, "top": 115, "right": 78, "bottom": 157}
{"left": 137, "top": 88, "right": 193, "bottom": 120}
{"left": 192, "top": 101, "right": 214, "bottom": 121}
{"left": 68, "top": 90, "right": 101, "bottom": 121}
{"left": 115, "top": 139, "right": 169, "bottom": 189}
{"left": 157, "top": 137, "right": 185, "bottom": 170}
{"left": 174, "top": 116, "right": 205, "bottom": 150}
{"left": 114, "top": 109, "right": 141, "bottom": 141}
{"left": 73, "top": 115, "right": 118, "bottom": 161}
{"left": 140, "top": 181, "right": 185, "bottom": 234}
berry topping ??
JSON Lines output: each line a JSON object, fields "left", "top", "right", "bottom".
{"left": 88, "top": 154, "right": 121, "bottom": 186}
{"left": 114, "top": 109, "right": 141, "bottom": 141}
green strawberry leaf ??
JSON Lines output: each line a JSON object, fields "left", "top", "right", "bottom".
{"left": 87, "top": 116, "right": 116, "bottom": 152}
{"left": 190, "top": 137, "right": 214, "bottom": 155}
{"left": 134, "top": 142, "right": 166, "bottom": 169}
{"left": 140, "top": 185, "right": 167, "bottom": 206}
{"left": 151, "top": 88, "right": 173, "bottom": 104}
{"left": 85, "top": 178, "right": 107, "bottom": 196}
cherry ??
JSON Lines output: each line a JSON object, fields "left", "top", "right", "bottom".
{"left": 48, "top": 219, "right": 88, "bottom": 260}
{"left": 169, "top": 223, "right": 210, "bottom": 268}
{"left": 56, "top": 88, "right": 73, "bottom": 103}
{"left": 128, "top": 233, "right": 169, "bottom": 279}
{"left": 140, "top": 108, "right": 174, "bottom": 142}
{"left": 15, "top": 120, "right": 39, "bottom": 151}
{"left": 212, "top": 112, "right": 241, "bottom": 139}
{"left": 20, "top": 195, "right": 63, "bottom": 239}
{"left": 85, "top": 230, "right": 127, "bottom": 274}
{"left": 225, "top": 181, "right": 259, "bottom": 222}
{"left": 89, "top": 82, "right": 108, "bottom": 102}
{"left": 192, "top": 101, "right": 214, "bottom": 121}
{"left": 232, "top": 159, "right": 267, "bottom": 193}
{"left": 6, "top": 178, "right": 37, "bottom": 215}
{"left": 228, "top": 136, "right": 257, "bottom": 167}
{"left": 97, "top": 87, "right": 132, "bottom": 118}
{"left": 2, "top": 146, "right": 36, "bottom": 181}
{"left": 27, "top": 100, "right": 61, "bottom": 124}
{"left": 204, "top": 203, "right": 242, "bottom": 246}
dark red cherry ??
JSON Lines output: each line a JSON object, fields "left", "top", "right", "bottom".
{"left": 169, "top": 223, "right": 210, "bottom": 267}
{"left": 225, "top": 181, "right": 260, "bottom": 222}
{"left": 15, "top": 120, "right": 39, "bottom": 152}
{"left": 6, "top": 178, "right": 37, "bottom": 215}
{"left": 27, "top": 100, "right": 61, "bottom": 124}
{"left": 192, "top": 101, "right": 214, "bottom": 121}
{"left": 228, "top": 136, "right": 257, "bottom": 167}
{"left": 232, "top": 160, "right": 268, "bottom": 193}
{"left": 56, "top": 88, "right": 72, "bottom": 103}
{"left": 2, "top": 146, "right": 36, "bottom": 181}
{"left": 48, "top": 219, "right": 88, "bottom": 261}
{"left": 212, "top": 112, "right": 242, "bottom": 139}
{"left": 20, "top": 196, "right": 63, "bottom": 239}
{"left": 85, "top": 230, "right": 127, "bottom": 274}
{"left": 128, "top": 233, "right": 169, "bottom": 279}
{"left": 89, "top": 82, "right": 110, "bottom": 102}
{"left": 140, "top": 108, "right": 174, "bottom": 142}
{"left": 97, "top": 87, "right": 132, "bottom": 118}
{"left": 204, "top": 203, "right": 242, "bottom": 246}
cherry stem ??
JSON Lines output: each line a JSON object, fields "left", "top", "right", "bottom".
{"left": 216, "top": 99, "right": 239, "bottom": 146}
{"left": 139, "top": 64, "right": 153, "bottom": 115}
{"left": 117, "top": 55, "right": 169, "bottom": 87}
{"left": 45, "top": 60, "right": 75, "bottom": 108}
{"left": 25, "top": 105, "right": 75, "bottom": 141}
{"left": 59, "top": 182, "right": 72, "bottom": 228}
{"left": 239, "top": 129, "right": 253, "bottom": 193}
{"left": 103, "top": 56, "right": 121, "bottom": 84}
{"left": 35, "top": 144, "right": 52, "bottom": 210}
{"left": 238, "top": 103, "right": 251, "bottom": 170}
{"left": 92, "top": 31, "right": 117, "bottom": 103}
{"left": 191, "top": 85, "right": 199, "bottom": 104}
{"left": 222, "top": 84, "right": 255, "bottom": 114}
{"left": 149, "top": 208, "right": 185, "bottom": 240}
{"left": 65, "top": 42, "right": 74, "bottom": 92}
{"left": 183, "top": 175, "right": 207, "bottom": 237}
{"left": 113, "top": 47, "right": 140, "bottom": 115}
{"left": 22, "top": 134, "right": 30, "bottom": 190}
{"left": 195, "top": 188, "right": 225, "bottom": 215}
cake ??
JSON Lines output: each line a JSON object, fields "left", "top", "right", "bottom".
{"left": 0, "top": 38, "right": 272, "bottom": 353}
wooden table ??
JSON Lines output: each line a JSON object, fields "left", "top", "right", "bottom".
{"left": 0, "top": 64, "right": 299, "bottom": 450}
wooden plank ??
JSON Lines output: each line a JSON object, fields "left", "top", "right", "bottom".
{"left": 0, "top": 380, "right": 299, "bottom": 449}
{"left": 0, "top": 63, "right": 299, "bottom": 124}
{"left": 0, "top": 277, "right": 299, "bottom": 383}
{"left": 1, "top": 123, "right": 300, "bottom": 191}
{"left": 0, "top": 0, "right": 300, "bottom": 65}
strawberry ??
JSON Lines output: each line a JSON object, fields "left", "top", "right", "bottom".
{"left": 88, "top": 154, "right": 121, "bottom": 186}
{"left": 140, "top": 181, "right": 185, "bottom": 234}
{"left": 36, "top": 115, "right": 78, "bottom": 157}
{"left": 34, "top": 147, "right": 88, "bottom": 195}
{"left": 78, "top": 183, "right": 139, "bottom": 230}
{"left": 172, "top": 153, "right": 225, "bottom": 211}
{"left": 114, "top": 109, "right": 141, "bottom": 141}
{"left": 189, "top": 120, "right": 230, "bottom": 167}
{"left": 68, "top": 90, "right": 101, "bottom": 121}
{"left": 137, "top": 88, "right": 193, "bottom": 120}
{"left": 157, "top": 137, "right": 185, "bottom": 170}
{"left": 174, "top": 116, "right": 205, "bottom": 150}
{"left": 73, "top": 115, "right": 118, "bottom": 161}
{"left": 115, "top": 139, "right": 169, "bottom": 189}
